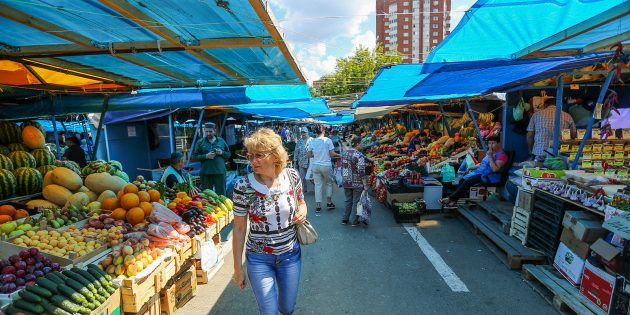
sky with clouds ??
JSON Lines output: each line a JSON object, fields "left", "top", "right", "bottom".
{"left": 268, "top": 0, "right": 475, "bottom": 83}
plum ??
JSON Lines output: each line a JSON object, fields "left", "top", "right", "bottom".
{"left": 51, "top": 263, "right": 61, "bottom": 271}
{"left": 8, "top": 255, "right": 20, "bottom": 264}
{"left": 43, "top": 260, "right": 52, "bottom": 267}
{"left": 23, "top": 274, "right": 36, "bottom": 282}
{"left": 19, "top": 250, "right": 30, "bottom": 260}
{"left": 15, "top": 278, "right": 25, "bottom": 286}
{"left": 34, "top": 262, "right": 44, "bottom": 270}
{"left": 25, "top": 265, "right": 34, "bottom": 274}
{"left": 29, "top": 248, "right": 39, "bottom": 257}
{"left": 25, "top": 281, "right": 35, "bottom": 286}
{"left": 14, "top": 261, "right": 26, "bottom": 271}
{"left": 1, "top": 274, "right": 16, "bottom": 284}
{"left": 33, "top": 270, "right": 44, "bottom": 278}
{"left": 1, "top": 266, "right": 16, "bottom": 275}
{"left": 0, "top": 260, "right": 8, "bottom": 268}
{"left": 25, "top": 258, "right": 36, "bottom": 266}
{"left": 15, "top": 270, "right": 26, "bottom": 278}
{"left": 42, "top": 267, "right": 52, "bottom": 274}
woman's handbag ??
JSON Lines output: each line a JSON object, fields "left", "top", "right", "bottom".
{"left": 288, "top": 170, "right": 317, "bottom": 245}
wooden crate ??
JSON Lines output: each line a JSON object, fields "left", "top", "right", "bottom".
{"left": 124, "top": 292, "right": 160, "bottom": 315}
{"left": 120, "top": 259, "right": 164, "bottom": 313}
{"left": 89, "top": 287, "right": 120, "bottom": 315}
{"left": 196, "top": 259, "right": 224, "bottom": 284}
{"left": 191, "top": 231, "right": 206, "bottom": 254}
{"left": 158, "top": 254, "right": 177, "bottom": 290}
{"left": 510, "top": 206, "right": 531, "bottom": 245}
{"left": 160, "top": 264, "right": 198, "bottom": 315}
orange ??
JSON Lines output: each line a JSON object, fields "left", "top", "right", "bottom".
{"left": 148, "top": 190, "right": 160, "bottom": 202}
{"left": 117, "top": 189, "right": 125, "bottom": 199}
{"left": 139, "top": 202, "right": 152, "bottom": 216}
{"left": 137, "top": 191, "right": 150, "bottom": 203}
{"left": 173, "top": 198, "right": 182, "bottom": 204}
{"left": 126, "top": 207, "right": 145, "bottom": 226}
{"left": 120, "top": 193, "right": 140, "bottom": 210}
{"left": 102, "top": 198, "right": 120, "bottom": 211}
{"left": 167, "top": 202, "right": 176, "bottom": 209}
{"left": 123, "top": 183, "right": 139, "bottom": 194}
{"left": 176, "top": 192, "right": 187, "bottom": 199}
{"left": 0, "top": 205, "right": 16, "bottom": 217}
{"left": 111, "top": 208, "right": 127, "bottom": 220}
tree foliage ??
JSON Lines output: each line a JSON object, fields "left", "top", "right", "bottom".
{"left": 312, "top": 45, "right": 403, "bottom": 97}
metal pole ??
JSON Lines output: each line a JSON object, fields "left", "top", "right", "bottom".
{"left": 219, "top": 113, "right": 228, "bottom": 138}
{"left": 438, "top": 103, "right": 452, "bottom": 137}
{"left": 103, "top": 124, "right": 110, "bottom": 161}
{"left": 186, "top": 109, "right": 205, "bottom": 167}
{"left": 50, "top": 114, "right": 61, "bottom": 160}
{"left": 80, "top": 119, "right": 91, "bottom": 160}
{"left": 552, "top": 76, "right": 564, "bottom": 155}
{"left": 501, "top": 97, "right": 508, "bottom": 146}
{"left": 465, "top": 99, "right": 488, "bottom": 153}
{"left": 168, "top": 114, "right": 175, "bottom": 154}
{"left": 571, "top": 69, "right": 616, "bottom": 170}
{"left": 91, "top": 95, "right": 110, "bottom": 161}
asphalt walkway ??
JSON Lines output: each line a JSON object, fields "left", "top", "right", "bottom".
{"left": 177, "top": 185, "right": 556, "bottom": 314}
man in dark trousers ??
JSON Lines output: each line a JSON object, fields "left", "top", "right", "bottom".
{"left": 193, "top": 123, "right": 231, "bottom": 195}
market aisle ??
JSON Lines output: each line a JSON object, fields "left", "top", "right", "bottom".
{"left": 178, "top": 186, "right": 556, "bottom": 314}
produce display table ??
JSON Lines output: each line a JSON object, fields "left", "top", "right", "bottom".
{"left": 385, "top": 177, "right": 442, "bottom": 210}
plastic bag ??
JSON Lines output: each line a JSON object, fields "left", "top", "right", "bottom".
{"left": 334, "top": 161, "right": 343, "bottom": 187}
{"left": 173, "top": 222, "right": 191, "bottom": 235}
{"left": 147, "top": 222, "right": 179, "bottom": 239}
{"left": 149, "top": 202, "right": 182, "bottom": 224}
{"left": 441, "top": 163, "right": 456, "bottom": 183}
{"left": 357, "top": 191, "right": 371, "bottom": 225}
{"left": 194, "top": 241, "right": 219, "bottom": 271}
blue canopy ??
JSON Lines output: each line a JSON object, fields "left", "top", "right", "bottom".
{"left": 428, "top": 0, "right": 628, "bottom": 63}
{"left": 233, "top": 98, "right": 331, "bottom": 120}
{"left": 351, "top": 64, "right": 429, "bottom": 108}
{"left": 315, "top": 114, "right": 355, "bottom": 125}
{"left": 406, "top": 53, "right": 614, "bottom": 98}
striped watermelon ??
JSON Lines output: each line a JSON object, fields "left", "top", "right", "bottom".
{"left": 0, "top": 145, "right": 9, "bottom": 156}
{"left": 0, "top": 121, "right": 21, "bottom": 145}
{"left": 8, "top": 151, "right": 36, "bottom": 168}
{"left": 0, "top": 154, "right": 13, "bottom": 171}
{"left": 13, "top": 167, "right": 42, "bottom": 195}
{"left": 31, "top": 149, "right": 56, "bottom": 166}
{"left": 0, "top": 169, "right": 16, "bottom": 199}
{"left": 56, "top": 160, "right": 81, "bottom": 175}
{"left": 20, "top": 120, "right": 46, "bottom": 134}
{"left": 37, "top": 165, "right": 56, "bottom": 177}
{"left": 8, "top": 143, "right": 28, "bottom": 152}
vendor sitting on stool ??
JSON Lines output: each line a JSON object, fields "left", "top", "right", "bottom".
{"left": 439, "top": 135, "right": 507, "bottom": 207}
{"left": 161, "top": 152, "right": 187, "bottom": 188}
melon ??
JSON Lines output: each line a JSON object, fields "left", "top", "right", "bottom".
{"left": 65, "top": 192, "right": 89, "bottom": 209}
{"left": 50, "top": 167, "right": 83, "bottom": 191}
{"left": 84, "top": 190, "right": 98, "bottom": 202}
{"left": 37, "top": 165, "right": 56, "bottom": 177}
{"left": 97, "top": 190, "right": 117, "bottom": 203}
{"left": 8, "top": 151, "right": 36, "bottom": 168}
{"left": 0, "top": 145, "right": 9, "bottom": 156}
{"left": 43, "top": 184, "right": 71, "bottom": 206}
{"left": 0, "top": 169, "right": 16, "bottom": 199}
{"left": 32, "top": 149, "right": 56, "bottom": 166}
{"left": 8, "top": 143, "right": 28, "bottom": 152}
{"left": 0, "top": 154, "right": 13, "bottom": 171}
{"left": 20, "top": 121, "right": 45, "bottom": 134}
{"left": 56, "top": 160, "right": 81, "bottom": 175}
{"left": 0, "top": 121, "right": 21, "bottom": 145}
{"left": 12, "top": 167, "right": 42, "bottom": 195}
{"left": 25, "top": 199, "right": 59, "bottom": 210}
{"left": 85, "top": 172, "right": 126, "bottom": 194}
{"left": 22, "top": 126, "right": 45, "bottom": 150}
{"left": 43, "top": 170, "right": 54, "bottom": 187}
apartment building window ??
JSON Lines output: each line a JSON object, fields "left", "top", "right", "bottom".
{"left": 433, "top": 1, "right": 438, "bottom": 5}
{"left": 403, "top": 40, "right": 409, "bottom": 44}
{"left": 433, "top": 9, "right": 438, "bottom": 12}
{"left": 403, "top": 1, "right": 409, "bottom": 5}
{"left": 432, "top": 39, "right": 438, "bottom": 43}
{"left": 432, "top": 24, "right": 438, "bottom": 28}
{"left": 403, "top": 9, "right": 409, "bottom": 13}
{"left": 403, "top": 32, "right": 409, "bottom": 37}
{"left": 433, "top": 16, "right": 438, "bottom": 21}
{"left": 404, "top": 17, "right": 409, "bottom": 22}
{"left": 403, "top": 25, "right": 409, "bottom": 30}
{"left": 403, "top": 47, "right": 409, "bottom": 52}
{"left": 432, "top": 31, "right": 438, "bottom": 36}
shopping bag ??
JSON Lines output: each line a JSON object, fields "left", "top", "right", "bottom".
{"left": 305, "top": 158, "right": 314, "bottom": 180}
{"left": 194, "top": 240, "right": 219, "bottom": 271}
{"left": 441, "top": 163, "right": 455, "bottom": 183}
{"left": 357, "top": 191, "right": 371, "bottom": 225}
{"left": 334, "top": 160, "right": 343, "bottom": 187}
{"left": 356, "top": 195, "right": 364, "bottom": 217}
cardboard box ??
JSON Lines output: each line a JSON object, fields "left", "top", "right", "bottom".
{"left": 580, "top": 260, "right": 616, "bottom": 314}
{"left": 591, "top": 239, "right": 622, "bottom": 263}
{"left": 562, "top": 211, "right": 608, "bottom": 243}
{"left": 516, "top": 188, "right": 534, "bottom": 211}
{"left": 560, "top": 228, "right": 591, "bottom": 259}
{"left": 468, "top": 186, "right": 497, "bottom": 200}
{"left": 554, "top": 242, "right": 587, "bottom": 286}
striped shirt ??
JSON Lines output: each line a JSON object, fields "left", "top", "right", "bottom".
{"left": 527, "top": 106, "right": 576, "bottom": 156}
{"left": 232, "top": 168, "right": 304, "bottom": 255}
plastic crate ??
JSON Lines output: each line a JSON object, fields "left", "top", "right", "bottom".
{"left": 392, "top": 203, "right": 422, "bottom": 223}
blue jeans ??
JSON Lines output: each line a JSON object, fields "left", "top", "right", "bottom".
{"left": 246, "top": 242, "right": 301, "bottom": 315}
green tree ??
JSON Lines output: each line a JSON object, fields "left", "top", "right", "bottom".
{"left": 312, "top": 45, "right": 403, "bottom": 97}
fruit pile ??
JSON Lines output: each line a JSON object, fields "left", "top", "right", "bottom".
{"left": 0, "top": 248, "right": 61, "bottom": 294}
{"left": 33, "top": 207, "right": 88, "bottom": 229}
{"left": 395, "top": 202, "right": 420, "bottom": 214}
{"left": 82, "top": 159, "right": 129, "bottom": 182}
{"left": 131, "top": 175, "right": 157, "bottom": 192}
{"left": 102, "top": 183, "right": 162, "bottom": 228}
{"left": 0, "top": 217, "right": 35, "bottom": 239}
{"left": 66, "top": 214, "right": 129, "bottom": 246}
{"left": 376, "top": 185, "right": 386, "bottom": 203}
{"left": 99, "top": 238, "right": 162, "bottom": 278}
{"left": 0, "top": 204, "right": 29, "bottom": 224}
{"left": 383, "top": 169, "right": 400, "bottom": 180}
{"left": 4, "top": 264, "right": 118, "bottom": 315}
{"left": 12, "top": 230, "right": 104, "bottom": 258}
{"left": 167, "top": 190, "right": 232, "bottom": 225}
{"left": 181, "top": 207, "right": 209, "bottom": 237}
{"left": 404, "top": 172, "right": 424, "bottom": 185}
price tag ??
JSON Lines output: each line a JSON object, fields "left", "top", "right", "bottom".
{"left": 592, "top": 144, "right": 603, "bottom": 152}
{"left": 592, "top": 128, "right": 601, "bottom": 139}
{"left": 582, "top": 160, "right": 593, "bottom": 168}
{"left": 592, "top": 153, "right": 602, "bottom": 159}
{"left": 569, "top": 153, "right": 577, "bottom": 161}
{"left": 593, "top": 160, "right": 603, "bottom": 169}
{"left": 577, "top": 129, "right": 586, "bottom": 139}
{"left": 606, "top": 169, "right": 617, "bottom": 177}
{"left": 615, "top": 152, "right": 625, "bottom": 159}
{"left": 561, "top": 129, "right": 572, "bottom": 140}
{"left": 560, "top": 144, "right": 570, "bottom": 153}
{"left": 583, "top": 145, "right": 592, "bottom": 153}
{"left": 626, "top": 145, "right": 630, "bottom": 152}
{"left": 615, "top": 159, "right": 624, "bottom": 167}
{"left": 624, "top": 129, "right": 630, "bottom": 139}
{"left": 595, "top": 170, "right": 605, "bottom": 175}
{"left": 582, "top": 153, "right": 592, "bottom": 160}
{"left": 619, "top": 169, "right": 629, "bottom": 178}
{"left": 615, "top": 144, "right": 625, "bottom": 152}
{"left": 604, "top": 144, "right": 614, "bottom": 152}
{"left": 602, "top": 153, "right": 612, "bottom": 159}
{"left": 571, "top": 145, "right": 579, "bottom": 153}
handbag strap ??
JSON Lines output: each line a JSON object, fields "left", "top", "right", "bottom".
{"left": 286, "top": 169, "right": 299, "bottom": 219}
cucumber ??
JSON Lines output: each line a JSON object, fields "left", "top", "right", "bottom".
{"left": 18, "top": 289, "right": 43, "bottom": 303}
{"left": 51, "top": 294, "right": 82, "bottom": 313}
{"left": 87, "top": 264, "right": 112, "bottom": 281}
{"left": 94, "top": 294, "right": 106, "bottom": 303}
{"left": 71, "top": 267, "right": 102, "bottom": 289}
{"left": 25, "top": 284, "right": 53, "bottom": 298}
{"left": 14, "top": 299, "right": 45, "bottom": 314}
{"left": 85, "top": 301, "right": 97, "bottom": 310}
{"left": 58, "top": 284, "right": 87, "bottom": 304}
{"left": 97, "top": 286, "right": 111, "bottom": 298}
{"left": 4, "top": 306, "right": 36, "bottom": 315}
{"left": 63, "top": 277, "right": 96, "bottom": 303}
{"left": 42, "top": 302, "right": 73, "bottom": 315}
{"left": 36, "top": 277, "right": 59, "bottom": 293}
{"left": 86, "top": 267, "right": 111, "bottom": 288}
{"left": 46, "top": 271, "right": 66, "bottom": 283}
{"left": 62, "top": 270, "right": 96, "bottom": 291}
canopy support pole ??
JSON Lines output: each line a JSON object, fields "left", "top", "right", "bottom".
{"left": 50, "top": 114, "right": 61, "bottom": 160}
{"left": 439, "top": 103, "right": 452, "bottom": 137}
{"left": 186, "top": 109, "right": 205, "bottom": 167}
{"left": 552, "top": 76, "right": 564, "bottom": 155}
{"left": 92, "top": 95, "right": 109, "bottom": 161}
{"left": 571, "top": 69, "right": 616, "bottom": 170}
{"left": 465, "top": 99, "right": 487, "bottom": 153}
{"left": 168, "top": 114, "right": 175, "bottom": 154}
{"left": 501, "top": 98, "right": 508, "bottom": 146}
{"left": 219, "top": 113, "right": 228, "bottom": 138}
{"left": 80, "top": 120, "right": 91, "bottom": 159}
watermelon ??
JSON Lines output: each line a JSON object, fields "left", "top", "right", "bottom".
{"left": 32, "top": 148, "right": 56, "bottom": 166}
{"left": 20, "top": 120, "right": 46, "bottom": 134}
{"left": 13, "top": 167, "right": 42, "bottom": 195}
{"left": 0, "top": 169, "right": 16, "bottom": 199}
{"left": 0, "top": 121, "right": 21, "bottom": 145}
{"left": 56, "top": 160, "right": 81, "bottom": 175}
{"left": 37, "top": 165, "right": 56, "bottom": 177}
{"left": 8, "top": 143, "right": 28, "bottom": 152}
{"left": 0, "top": 145, "right": 9, "bottom": 156}
{"left": 8, "top": 151, "right": 36, "bottom": 168}
{"left": 0, "top": 154, "right": 13, "bottom": 171}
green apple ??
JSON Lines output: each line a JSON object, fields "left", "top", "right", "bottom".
{"left": 18, "top": 224, "right": 32, "bottom": 231}
{"left": 9, "top": 230, "right": 24, "bottom": 238}
{"left": 0, "top": 221, "right": 17, "bottom": 234}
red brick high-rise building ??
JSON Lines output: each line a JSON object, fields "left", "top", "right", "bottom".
{"left": 376, "top": 0, "right": 451, "bottom": 63}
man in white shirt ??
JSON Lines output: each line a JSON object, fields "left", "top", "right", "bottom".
{"left": 307, "top": 125, "right": 341, "bottom": 214}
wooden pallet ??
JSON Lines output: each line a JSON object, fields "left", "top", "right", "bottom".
{"left": 522, "top": 264, "right": 606, "bottom": 315}
{"left": 510, "top": 206, "right": 531, "bottom": 245}
{"left": 477, "top": 201, "right": 514, "bottom": 233}
{"left": 458, "top": 205, "right": 547, "bottom": 269}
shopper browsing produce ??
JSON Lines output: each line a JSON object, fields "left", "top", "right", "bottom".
{"left": 194, "top": 123, "right": 231, "bottom": 195}
{"left": 340, "top": 136, "right": 367, "bottom": 226}
{"left": 527, "top": 97, "right": 576, "bottom": 162}
{"left": 231, "top": 128, "right": 307, "bottom": 315}
{"left": 440, "top": 136, "right": 507, "bottom": 207}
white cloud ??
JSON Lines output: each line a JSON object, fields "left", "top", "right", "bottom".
{"left": 351, "top": 30, "right": 376, "bottom": 52}
{"left": 449, "top": 0, "right": 475, "bottom": 31}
